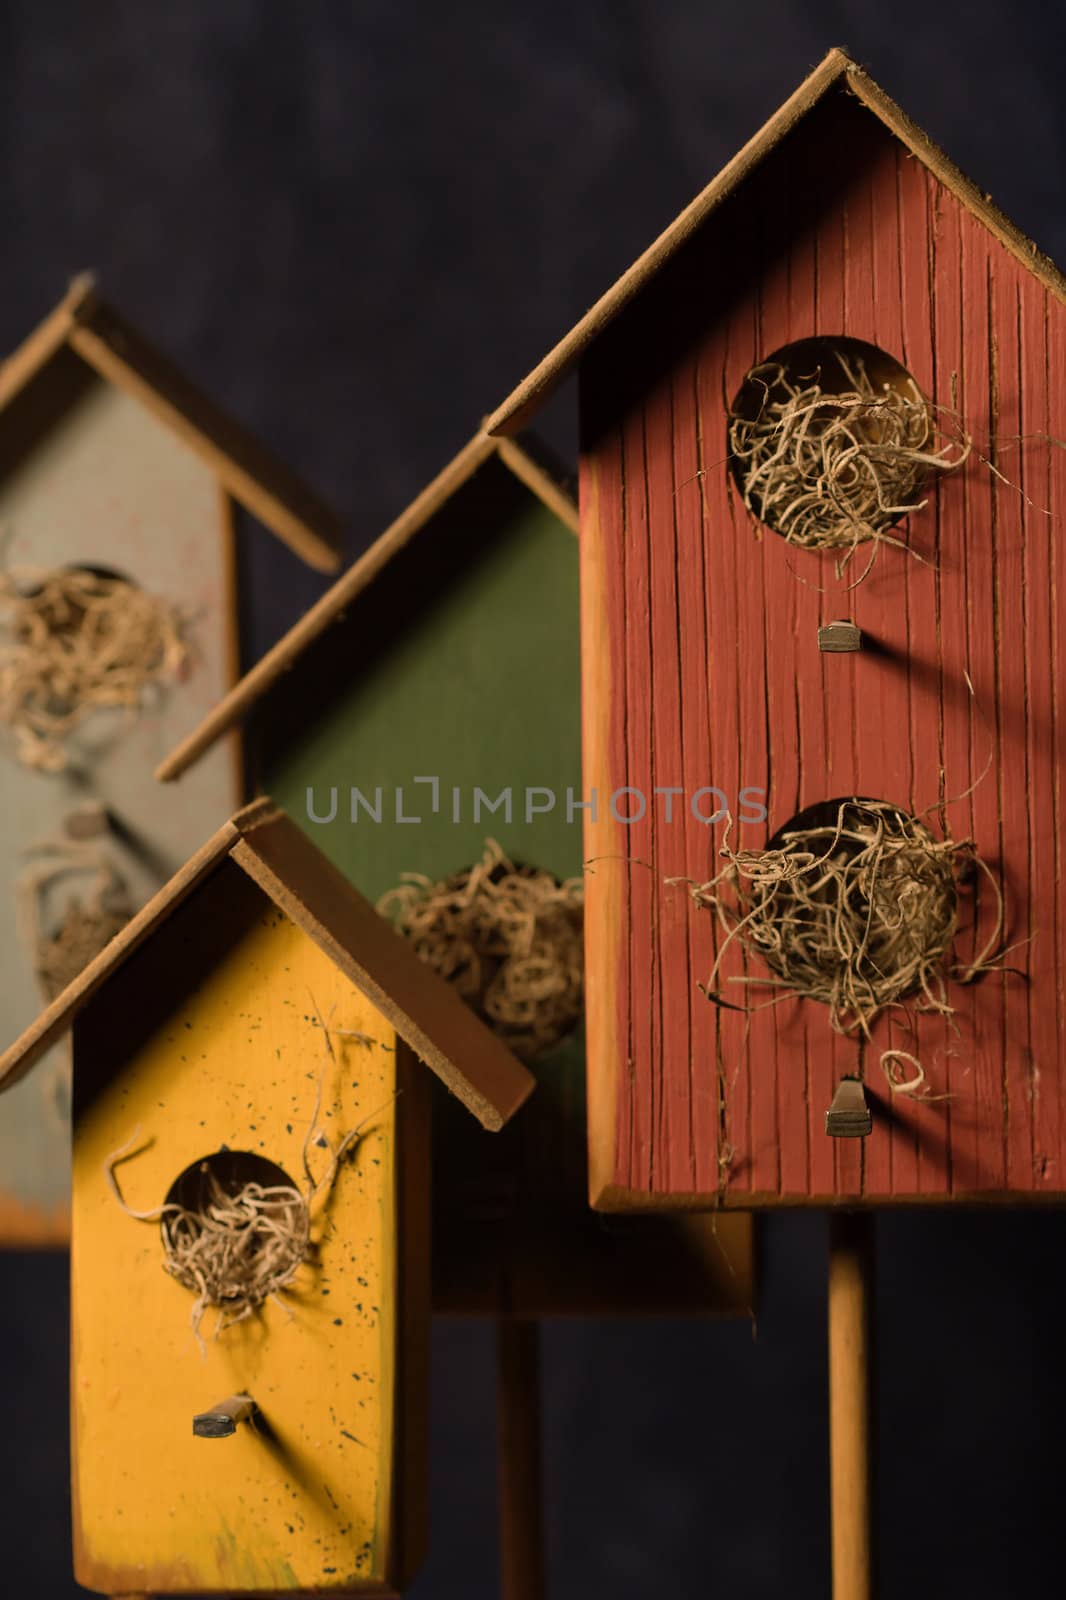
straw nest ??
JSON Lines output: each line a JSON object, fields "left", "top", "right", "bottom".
{"left": 158, "top": 1163, "right": 310, "bottom": 1336}
{"left": 728, "top": 350, "right": 970, "bottom": 578}
{"left": 106, "top": 1009, "right": 388, "bottom": 1350}
{"left": 106, "top": 1142, "right": 314, "bottom": 1349}
{"left": 0, "top": 566, "right": 187, "bottom": 771}
{"left": 677, "top": 798, "right": 1002, "bottom": 1040}
{"left": 378, "top": 839, "right": 585, "bottom": 1060}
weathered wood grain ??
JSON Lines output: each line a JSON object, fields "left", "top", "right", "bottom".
{"left": 581, "top": 90, "right": 1066, "bottom": 1206}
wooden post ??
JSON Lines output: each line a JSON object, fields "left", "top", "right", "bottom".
{"left": 828, "top": 1211, "right": 875, "bottom": 1600}
{"left": 496, "top": 1317, "right": 546, "bottom": 1600}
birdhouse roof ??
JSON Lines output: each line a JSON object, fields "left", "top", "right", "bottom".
{"left": 0, "top": 275, "right": 343, "bottom": 573}
{"left": 485, "top": 46, "right": 1066, "bottom": 436}
{"left": 0, "top": 798, "right": 535, "bottom": 1130}
{"left": 154, "top": 428, "right": 577, "bottom": 781}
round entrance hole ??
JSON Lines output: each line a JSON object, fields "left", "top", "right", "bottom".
{"left": 0, "top": 561, "right": 187, "bottom": 772}
{"left": 377, "top": 845, "right": 584, "bottom": 1062}
{"left": 727, "top": 336, "right": 937, "bottom": 554}
{"left": 161, "top": 1150, "right": 308, "bottom": 1322}
{"left": 746, "top": 794, "right": 959, "bottom": 1028}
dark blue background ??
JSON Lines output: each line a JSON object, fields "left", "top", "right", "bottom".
{"left": 1, "top": 5, "right": 1063, "bottom": 1595}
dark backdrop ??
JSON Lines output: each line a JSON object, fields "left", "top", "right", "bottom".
{"left": 1, "top": 4, "right": 1064, "bottom": 1596}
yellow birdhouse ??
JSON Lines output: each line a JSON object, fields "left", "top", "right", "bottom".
{"left": 0, "top": 798, "right": 533, "bottom": 1597}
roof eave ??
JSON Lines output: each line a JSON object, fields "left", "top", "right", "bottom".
{"left": 0, "top": 800, "right": 271, "bottom": 1094}
{"left": 0, "top": 800, "right": 535, "bottom": 1131}
{"left": 484, "top": 48, "right": 852, "bottom": 436}
{"left": 155, "top": 430, "right": 577, "bottom": 783}
{"left": 0, "top": 279, "right": 344, "bottom": 574}
{"left": 485, "top": 49, "right": 1066, "bottom": 438}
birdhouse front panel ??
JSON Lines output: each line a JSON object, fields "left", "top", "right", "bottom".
{"left": 0, "top": 346, "right": 240, "bottom": 1240}
{"left": 70, "top": 860, "right": 425, "bottom": 1595}
{"left": 579, "top": 84, "right": 1066, "bottom": 1207}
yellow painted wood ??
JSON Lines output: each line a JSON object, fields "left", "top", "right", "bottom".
{"left": 71, "top": 901, "right": 402, "bottom": 1594}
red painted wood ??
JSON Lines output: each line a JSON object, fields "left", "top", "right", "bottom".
{"left": 927, "top": 171, "right": 977, "bottom": 1195}
{"left": 729, "top": 273, "right": 778, "bottom": 1199}
{"left": 1045, "top": 290, "right": 1066, "bottom": 1189}
{"left": 671, "top": 356, "right": 718, "bottom": 1187}
{"left": 848, "top": 138, "right": 911, "bottom": 1198}
{"left": 783, "top": 190, "right": 820, "bottom": 1200}
{"left": 815, "top": 151, "right": 868, "bottom": 1201}
{"left": 959, "top": 212, "right": 1008, "bottom": 1196}
{"left": 621, "top": 401, "right": 657, "bottom": 1193}
{"left": 901, "top": 156, "right": 954, "bottom": 1196}
{"left": 697, "top": 297, "right": 755, "bottom": 1203}
{"left": 755, "top": 169, "right": 804, "bottom": 1199}
{"left": 644, "top": 367, "right": 695, "bottom": 1193}
{"left": 993, "top": 258, "right": 1036, "bottom": 1193}
{"left": 697, "top": 303, "right": 752, "bottom": 1195}
{"left": 579, "top": 86, "right": 1066, "bottom": 1205}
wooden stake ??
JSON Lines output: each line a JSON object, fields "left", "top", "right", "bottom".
{"left": 496, "top": 1318, "right": 546, "bottom": 1600}
{"left": 828, "top": 1212, "right": 875, "bottom": 1600}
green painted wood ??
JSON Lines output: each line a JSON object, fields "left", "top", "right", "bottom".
{"left": 259, "top": 455, "right": 582, "bottom": 895}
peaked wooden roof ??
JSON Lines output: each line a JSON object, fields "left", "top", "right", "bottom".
{"left": 155, "top": 428, "right": 577, "bottom": 782}
{"left": 0, "top": 798, "right": 535, "bottom": 1130}
{"left": 486, "top": 46, "right": 1066, "bottom": 435}
{"left": 0, "top": 275, "right": 343, "bottom": 573}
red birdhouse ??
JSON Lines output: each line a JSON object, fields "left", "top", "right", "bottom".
{"left": 488, "top": 48, "right": 1066, "bottom": 1210}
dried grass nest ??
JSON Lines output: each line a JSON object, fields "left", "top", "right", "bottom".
{"left": 728, "top": 350, "right": 971, "bottom": 578}
{"left": 677, "top": 798, "right": 1004, "bottom": 1040}
{"left": 378, "top": 839, "right": 585, "bottom": 1061}
{"left": 106, "top": 1143, "right": 316, "bottom": 1351}
{"left": 158, "top": 1163, "right": 309, "bottom": 1339}
{"left": 0, "top": 565, "right": 188, "bottom": 771}
{"left": 106, "top": 1008, "right": 387, "bottom": 1351}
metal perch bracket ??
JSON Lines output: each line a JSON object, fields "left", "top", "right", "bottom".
{"left": 192, "top": 1393, "right": 257, "bottom": 1438}
{"left": 818, "top": 619, "right": 862, "bottom": 653}
{"left": 825, "top": 1077, "right": 872, "bottom": 1138}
